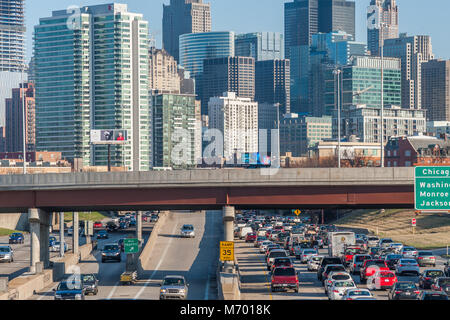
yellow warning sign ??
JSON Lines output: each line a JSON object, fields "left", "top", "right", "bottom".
{"left": 294, "top": 209, "right": 301, "bottom": 216}
{"left": 220, "top": 241, "right": 234, "bottom": 261}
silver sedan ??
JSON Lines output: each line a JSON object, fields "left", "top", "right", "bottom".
{"left": 395, "top": 258, "right": 420, "bottom": 276}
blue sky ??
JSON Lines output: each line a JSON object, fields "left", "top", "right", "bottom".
{"left": 25, "top": 0, "right": 450, "bottom": 61}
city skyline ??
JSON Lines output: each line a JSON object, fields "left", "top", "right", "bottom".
{"left": 25, "top": 0, "right": 450, "bottom": 63}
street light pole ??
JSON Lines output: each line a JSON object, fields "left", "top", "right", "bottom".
{"left": 333, "top": 68, "right": 342, "bottom": 168}
{"left": 21, "top": 63, "right": 26, "bottom": 174}
{"left": 380, "top": 23, "right": 385, "bottom": 168}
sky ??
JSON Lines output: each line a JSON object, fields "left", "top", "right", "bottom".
{"left": 25, "top": 0, "right": 450, "bottom": 62}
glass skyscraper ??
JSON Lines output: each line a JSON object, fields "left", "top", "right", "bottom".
{"left": 34, "top": 3, "right": 150, "bottom": 171}
{"left": 235, "top": 32, "right": 284, "bottom": 61}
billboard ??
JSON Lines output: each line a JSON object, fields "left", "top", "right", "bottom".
{"left": 90, "top": 130, "right": 128, "bottom": 145}
{"left": 241, "top": 153, "right": 271, "bottom": 166}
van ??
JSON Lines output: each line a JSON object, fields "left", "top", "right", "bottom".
{"left": 239, "top": 227, "right": 253, "bottom": 239}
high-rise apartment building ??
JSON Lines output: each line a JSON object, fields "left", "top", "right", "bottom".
{"left": 149, "top": 48, "right": 181, "bottom": 94}
{"left": 255, "top": 59, "right": 291, "bottom": 115}
{"left": 34, "top": 4, "right": 150, "bottom": 171}
{"left": 208, "top": 92, "right": 258, "bottom": 160}
{"left": 422, "top": 59, "right": 450, "bottom": 122}
{"left": 284, "top": 0, "right": 355, "bottom": 59}
{"left": 367, "top": 0, "right": 399, "bottom": 56}
{"left": 201, "top": 56, "right": 255, "bottom": 115}
{"left": 0, "top": 0, "right": 26, "bottom": 128}
{"left": 5, "top": 82, "right": 34, "bottom": 152}
{"left": 152, "top": 93, "right": 201, "bottom": 168}
{"left": 163, "top": 0, "right": 211, "bottom": 63}
{"left": 384, "top": 34, "right": 434, "bottom": 110}
{"left": 235, "top": 32, "right": 284, "bottom": 61}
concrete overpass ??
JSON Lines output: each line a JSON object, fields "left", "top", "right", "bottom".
{"left": 0, "top": 167, "right": 415, "bottom": 212}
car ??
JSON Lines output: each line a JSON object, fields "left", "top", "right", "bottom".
{"left": 0, "top": 246, "right": 14, "bottom": 263}
{"left": 150, "top": 214, "right": 159, "bottom": 222}
{"left": 96, "top": 230, "right": 109, "bottom": 239}
{"left": 270, "top": 257, "right": 294, "bottom": 273}
{"left": 321, "top": 264, "right": 346, "bottom": 284}
{"left": 245, "top": 232, "right": 257, "bottom": 243}
{"left": 119, "top": 221, "right": 128, "bottom": 229}
{"left": 388, "top": 281, "right": 420, "bottom": 300}
{"left": 267, "top": 249, "right": 288, "bottom": 270}
{"left": 81, "top": 273, "right": 99, "bottom": 295}
{"left": 387, "top": 243, "right": 403, "bottom": 253}
{"left": 360, "top": 260, "right": 389, "bottom": 283}
{"left": 343, "top": 288, "right": 375, "bottom": 300}
{"left": 101, "top": 244, "right": 121, "bottom": 263}
{"left": 106, "top": 221, "right": 119, "bottom": 232}
{"left": 349, "top": 254, "right": 372, "bottom": 275}
{"left": 270, "top": 267, "right": 299, "bottom": 293}
{"left": 419, "top": 269, "right": 445, "bottom": 289}
{"left": 50, "top": 241, "right": 68, "bottom": 252}
{"left": 259, "top": 241, "right": 273, "bottom": 253}
{"left": 369, "top": 247, "right": 382, "bottom": 259}
{"left": 317, "top": 257, "right": 343, "bottom": 281}
{"left": 430, "top": 277, "right": 450, "bottom": 295}
{"left": 93, "top": 221, "right": 103, "bottom": 229}
{"left": 265, "top": 244, "right": 282, "bottom": 257}
{"left": 400, "top": 246, "right": 418, "bottom": 258}
{"left": 300, "top": 249, "right": 318, "bottom": 263}
{"left": 379, "top": 238, "right": 394, "bottom": 248}
{"left": 180, "top": 224, "right": 195, "bottom": 238}
{"left": 117, "top": 238, "right": 125, "bottom": 252}
{"left": 159, "top": 275, "right": 188, "bottom": 300}
{"left": 395, "top": 258, "right": 420, "bottom": 276}
{"left": 328, "top": 280, "right": 357, "bottom": 300}
{"left": 9, "top": 233, "right": 24, "bottom": 244}
{"left": 307, "top": 255, "right": 323, "bottom": 271}
{"left": 129, "top": 218, "right": 136, "bottom": 227}
{"left": 416, "top": 251, "right": 436, "bottom": 267}
{"left": 324, "top": 272, "right": 352, "bottom": 294}
{"left": 49, "top": 236, "right": 57, "bottom": 247}
{"left": 54, "top": 280, "right": 85, "bottom": 300}
{"left": 367, "top": 236, "right": 379, "bottom": 248}
{"left": 255, "top": 236, "right": 268, "bottom": 248}
{"left": 445, "top": 260, "right": 450, "bottom": 277}
{"left": 384, "top": 254, "right": 403, "bottom": 270}
{"left": 367, "top": 270, "right": 397, "bottom": 290}
{"left": 342, "top": 247, "right": 366, "bottom": 267}
{"left": 416, "top": 291, "right": 449, "bottom": 300}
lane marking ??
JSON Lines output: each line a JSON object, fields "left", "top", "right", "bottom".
{"left": 133, "top": 222, "right": 178, "bottom": 300}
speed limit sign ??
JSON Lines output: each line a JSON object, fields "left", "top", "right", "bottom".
{"left": 220, "top": 241, "right": 234, "bottom": 261}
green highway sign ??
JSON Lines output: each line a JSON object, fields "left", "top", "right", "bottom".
{"left": 414, "top": 166, "right": 450, "bottom": 211}
{"left": 124, "top": 238, "right": 139, "bottom": 254}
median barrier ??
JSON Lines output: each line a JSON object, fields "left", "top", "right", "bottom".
{"left": 0, "top": 269, "right": 53, "bottom": 300}
{"left": 216, "top": 258, "right": 241, "bottom": 300}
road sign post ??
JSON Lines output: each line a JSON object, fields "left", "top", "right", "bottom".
{"left": 415, "top": 166, "right": 450, "bottom": 211}
{"left": 220, "top": 241, "right": 234, "bottom": 262}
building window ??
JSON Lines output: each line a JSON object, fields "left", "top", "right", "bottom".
{"left": 387, "top": 150, "right": 391, "bottom": 157}
{"left": 393, "top": 161, "right": 397, "bottom": 167}
{"left": 393, "top": 150, "right": 397, "bottom": 157}
{"left": 387, "top": 161, "right": 391, "bottom": 167}
{"left": 405, "top": 161, "right": 412, "bottom": 167}
{"left": 405, "top": 150, "right": 411, "bottom": 157}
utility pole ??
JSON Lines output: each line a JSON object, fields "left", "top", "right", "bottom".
{"left": 21, "top": 63, "right": 26, "bottom": 174}
{"left": 380, "top": 23, "right": 385, "bottom": 168}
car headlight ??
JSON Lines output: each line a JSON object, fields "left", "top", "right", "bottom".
{"left": 55, "top": 294, "right": 62, "bottom": 298}
{"left": 101, "top": 253, "right": 106, "bottom": 256}
{"left": 160, "top": 289, "right": 167, "bottom": 293}
{"left": 115, "top": 252, "right": 120, "bottom": 255}
{"left": 75, "top": 294, "right": 82, "bottom": 300}
{"left": 179, "top": 289, "right": 186, "bottom": 294}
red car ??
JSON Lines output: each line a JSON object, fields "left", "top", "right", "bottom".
{"left": 360, "top": 260, "right": 389, "bottom": 283}
{"left": 270, "top": 257, "right": 294, "bottom": 273}
{"left": 368, "top": 271, "right": 398, "bottom": 290}
{"left": 93, "top": 221, "right": 103, "bottom": 229}
{"left": 343, "top": 246, "right": 365, "bottom": 266}
{"left": 245, "top": 233, "right": 257, "bottom": 243}
{"left": 270, "top": 267, "right": 299, "bottom": 293}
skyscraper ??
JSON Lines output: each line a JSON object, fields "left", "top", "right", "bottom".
{"left": 422, "top": 59, "right": 450, "bottom": 122}
{"left": 201, "top": 56, "right": 255, "bottom": 115}
{"left": 235, "top": 32, "right": 284, "bottom": 61}
{"left": 367, "top": 0, "right": 399, "bottom": 56}
{"left": 255, "top": 59, "right": 291, "bottom": 115}
{"left": 35, "top": 4, "right": 150, "bottom": 171}
{"left": 149, "top": 48, "right": 181, "bottom": 94}
{"left": 163, "top": 0, "right": 211, "bottom": 63}
{"left": 384, "top": 34, "right": 434, "bottom": 110}
{"left": 284, "top": 0, "right": 355, "bottom": 59}
{"left": 0, "top": 0, "right": 26, "bottom": 127}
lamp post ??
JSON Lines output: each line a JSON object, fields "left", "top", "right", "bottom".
{"left": 380, "top": 22, "right": 386, "bottom": 168}
{"left": 333, "top": 68, "right": 342, "bottom": 168}
{"left": 21, "top": 62, "right": 26, "bottom": 174}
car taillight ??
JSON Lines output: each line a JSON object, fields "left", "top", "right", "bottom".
{"left": 395, "top": 291, "right": 401, "bottom": 294}
{"left": 354, "top": 264, "right": 356, "bottom": 267}
{"left": 399, "top": 264, "right": 403, "bottom": 267}
{"left": 425, "top": 277, "right": 431, "bottom": 280}
{"left": 414, "top": 291, "right": 420, "bottom": 294}
{"left": 417, "top": 257, "right": 423, "bottom": 259}
{"left": 333, "top": 290, "right": 339, "bottom": 293}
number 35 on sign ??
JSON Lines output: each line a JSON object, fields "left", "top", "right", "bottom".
{"left": 220, "top": 241, "right": 234, "bottom": 261}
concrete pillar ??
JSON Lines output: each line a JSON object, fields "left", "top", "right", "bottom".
{"left": 39, "top": 211, "right": 50, "bottom": 268}
{"left": 28, "top": 208, "right": 41, "bottom": 274}
{"left": 222, "top": 206, "right": 235, "bottom": 272}
{"left": 59, "top": 212, "right": 65, "bottom": 257}
{"left": 0, "top": 277, "right": 8, "bottom": 292}
{"left": 73, "top": 212, "right": 79, "bottom": 256}
{"left": 136, "top": 211, "right": 142, "bottom": 243}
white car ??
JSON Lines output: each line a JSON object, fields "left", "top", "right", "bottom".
{"left": 180, "top": 224, "right": 195, "bottom": 238}
{"left": 307, "top": 255, "right": 323, "bottom": 271}
{"left": 50, "top": 241, "right": 68, "bottom": 252}
{"left": 328, "top": 280, "right": 357, "bottom": 300}
{"left": 400, "top": 246, "right": 418, "bottom": 258}
{"left": 342, "top": 288, "right": 376, "bottom": 300}
{"left": 0, "top": 246, "right": 14, "bottom": 263}
{"left": 260, "top": 241, "right": 273, "bottom": 253}
{"left": 324, "top": 272, "right": 353, "bottom": 294}
{"left": 367, "top": 236, "right": 380, "bottom": 248}
{"left": 388, "top": 243, "right": 403, "bottom": 253}
{"left": 300, "top": 249, "right": 318, "bottom": 263}
{"left": 395, "top": 258, "right": 420, "bottom": 276}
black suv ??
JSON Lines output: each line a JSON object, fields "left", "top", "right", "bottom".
{"left": 317, "top": 257, "right": 343, "bottom": 281}
{"left": 101, "top": 244, "right": 121, "bottom": 263}
{"left": 388, "top": 281, "right": 420, "bottom": 300}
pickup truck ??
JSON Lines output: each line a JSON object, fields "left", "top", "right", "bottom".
{"left": 271, "top": 267, "right": 299, "bottom": 293}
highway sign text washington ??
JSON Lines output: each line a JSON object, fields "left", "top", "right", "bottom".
{"left": 414, "top": 166, "right": 450, "bottom": 211}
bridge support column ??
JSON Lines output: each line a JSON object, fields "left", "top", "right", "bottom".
{"left": 73, "top": 212, "right": 79, "bottom": 256}
{"left": 136, "top": 211, "right": 142, "bottom": 243}
{"left": 39, "top": 211, "right": 50, "bottom": 268}
{"left": 28, "top": 208, "right": 41, "bottom": 274}
{"left": 222, "top": 206, "right": 235, "bottom": 272}
{"left": 59, "top": 212, "right": 65, "bottom": 257}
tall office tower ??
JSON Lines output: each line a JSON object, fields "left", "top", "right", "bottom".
{"left": 208, "top": 92, "right": 258, "bottom": 160}
{"left": 152, "top": 93, "right": 201, "bottom": 168}
{"left": 0, "top": 126, "right": 5, "bottom": 152}
{"left": 35, "top": 4, "right": 150, "bottom": 171}
{"left": 284, "top": 0, "right": 355, "bottom": 59}
{"left": 324, "top": 55, "right": 401, "bottom": 113}
{"left": 255, "top": 59, "right": 291, "bottom": 115}
{"left": 367, "top": 0, "right": 399, "bottom": 56}
{"left": 163, "top": 0, "right": 211, "bottom": 63}
{"left": 422, "top": 60, "right": 450, "bottom": 122}
{"left": 258, "top": 102, "right": 278, "bottom": 154}
{"left": 5, "top": 82, "right": 34, "bottom": 152}
{"left": 201, "top": 56, "right": 255, "bottom": 115}
{"left": 0, "top": 0, "right": 26, "bottom": 127}
{"left": 149, "top": 47, "right": 181, "bottom": 94}
{"left": 235, "top": 32, "right": 284, "bottom": 61}
{"left": 384, "top": 34, "right": 434, "bottom": 110}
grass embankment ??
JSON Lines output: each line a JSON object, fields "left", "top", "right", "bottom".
{"left": 335, "top": 209, "right": 450, "bottom": 250}
{"left": 63, "top": 211, "right": 110, "bottom": 223}
{"left": 0, "top": 228, "right": 26, "bottom": 236}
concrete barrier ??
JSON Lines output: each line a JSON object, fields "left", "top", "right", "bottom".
{"left": 216, "top": 258, "right": 241, "bottom": 300}
{"left": 52, "top": 242, "right": 93, "bottom": 282}
{"left": 136, "top": 211, "right": 169, "bottom": 278}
